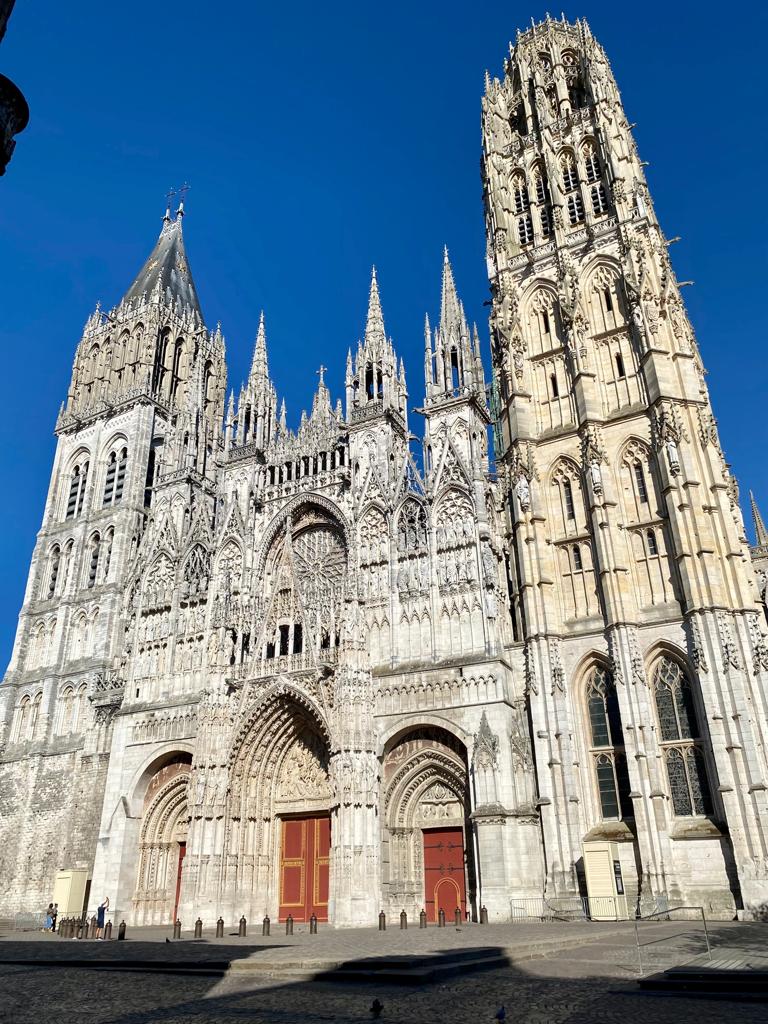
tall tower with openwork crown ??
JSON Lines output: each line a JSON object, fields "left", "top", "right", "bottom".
{"left": 483, "top": 16, "right": 768, "bottom": 913}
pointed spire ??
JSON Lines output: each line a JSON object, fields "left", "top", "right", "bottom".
{"left": 440, "top": 247, "right": 463, "bottom": 336}
{"left": 249, "top": 311, "right": 269, "bottom": 383}
{"left": 279, "top": 398, "right": 287, "bottom": 433}
{"left": 122, "top": 204, "right": 203, "bottom": 320}
{"left": 751, "top": 491, "right": 768, "bottom": 548}
{"left": 364, "top": 267, "right": 386, "bottom": 346}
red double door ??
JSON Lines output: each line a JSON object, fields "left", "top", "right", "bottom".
{"left": 278, "top": 816, "right": 330, "bottom": 922}
{"left": 423, "top": 827, "right": 467, "bottom": 922}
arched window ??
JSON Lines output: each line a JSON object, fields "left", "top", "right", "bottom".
{"left": 512, "top": 172, "right": 529, "bottom": 214}
{"left": 29, "top": 691, "right": 42, "bottom": 740}
{"left": 582, "top": 142, "right": 601, "bottom": 184}
{"left": 103, "top": 447, "right": 128, "bottom": 506}
{"left": 563, "top": 479, "right": 575, "bottom": 520}
{"left": 59, "top": 685, "right": 75, "bottom": 734}
{"left": 586, "top": 666, "right": 632, "bottom": 820}
{"left": 46, "top": 546, "right": 61, "bottom": 599}
{"left": 652, "top": 656, "right": 713, "bottom": 817}
{"left": 102, "top": 528, "right": 114, "bottom": 581}
{"left": 73, "top": 683, "right": 88, "bottom": 732}
{"left": 560, "top": 152, "right": 579, "bottom": 193}
{"left": 65, "top": 460, "right": 89, "bottom": 519}
{"left": 87, "top": 534, "right": 101, "bottom": 589}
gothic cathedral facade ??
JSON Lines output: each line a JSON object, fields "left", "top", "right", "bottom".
{"left": 2, "top": 18, "right": 767, "bottom": 925}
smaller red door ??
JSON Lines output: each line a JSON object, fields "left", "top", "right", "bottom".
{"left": 423, "top": 827, "right": 466, "bottom": 922}
{"left": 173, "top": 841, "right": 186, "bottom": 923}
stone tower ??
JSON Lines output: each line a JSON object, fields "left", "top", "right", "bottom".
{"left": 483, "top": 16, "right": 768, "bottom": 913}
{"left": 0, "top": 204, "right": 224, "bottom": 907}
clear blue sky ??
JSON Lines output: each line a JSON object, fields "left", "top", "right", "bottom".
{"left": 0, "top": 2, "right": 766, "bottom": 666}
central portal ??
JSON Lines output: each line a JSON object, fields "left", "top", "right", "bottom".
{"left": 279, "top": 815, "right": 330, "bottom": 922}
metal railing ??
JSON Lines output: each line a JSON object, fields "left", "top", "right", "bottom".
{"left": 634, "top": 905, "right": 712, "bottom": 975}
{"left": 13, "top": 911, "right": 46, "bottom": 931}
{"left": 510, "top": 895, "right": 631, "bottom": 922}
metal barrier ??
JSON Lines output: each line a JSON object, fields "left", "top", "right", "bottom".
{"left": 509, "top": 896, "right": 632, "bottom": 922}
{"left": 13, "top": 912, "right": 46, "bottom": 931}
{"left": 634, "top": 905, "right": 712, "bottom": 975}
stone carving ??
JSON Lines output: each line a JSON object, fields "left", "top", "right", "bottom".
{"left": 473, "top": 711, "right": 499, "bottom": 769}
{"left": 717, "top": 612, "right": 742, "bottom": 671}
{"left": 277, "top": 730, "right": 331, "bottom": 803}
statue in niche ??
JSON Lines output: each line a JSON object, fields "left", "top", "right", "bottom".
{"left": 514, "top": 475, "right": 531, "bottom": 512}
{"left": 666, "top": 438, "right": 681, "bottom": 476}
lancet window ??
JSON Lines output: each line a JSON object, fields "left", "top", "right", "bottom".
{"left": 652, "top": 656, "right": 713, "bottom": 817}
{"left": 103, "top": 447, "right": 128, "bottom": 506}
{"left": 619, "top": 441, "right": 678, "bottom": 607}
{"left": 586, "top": 666, "right": 632, "bottom": 820}
{"left": 65, "top": 460, "right": 89, "bottom": 519}
{"left": 86, "top": 533, "right": 101, "bottom": 589}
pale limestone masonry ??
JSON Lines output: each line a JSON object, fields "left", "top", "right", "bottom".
{"left": 1, "top": 16, "right": 767, "bottom": 926}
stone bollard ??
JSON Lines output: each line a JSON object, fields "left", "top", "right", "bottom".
{"left": 480, "top": 905, "right": 488, "bottom": 925}
{"left": 454, "top": 907, "right": 462, "bottom": 927}
{"left": 262, "top": 915, "right": 270, "bottom": 936}
{"left": 419, "top": 909, "right": 427, "bottom": 930}
{"left": 91, "top": 915, "right": 98, "bottom": 935}
{"left": 82, "top": 918, "right": 90, "bottom": 940}
{"left": 173, "top": 920, "right": 182, "bottom": 939}
{"left": 400, "top": 910, "right": 407, "bottom": 930}
{"left": 378, "top": 910, "right": 386, "bottom": 931}
{"left": 285, "top": 914, "right": 293, "bottom": 935}
{"left": 194, "top": 918, "right": 203, "bottom": 939}
{"left": 215, "top": 917, "right": 224, "bottom": 938}
{"left": 309, "top": 913, "right": 318, "bottom": 935}
{"left": 438, "top": 909, "right": 446, "bottom": 928}
{"left": 118, "top": 920, "right": 126, "bottom": 941}
{"left": 77, "top": 919, "right": 84, "bottom": 940}
{"left": 68, "top": 918, "right": 76, "bottom": 939}
{"left": 58, "top": 917, "right": 67, "bottom": 937}
{"left": 238, "top": 916, "right": 247, "bottom": 937}
{"left": 105, "top": 921, "right": 113, "bottom": 940}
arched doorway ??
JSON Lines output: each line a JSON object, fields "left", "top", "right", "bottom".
{"left": 382, "top": 727, "right": 475, "bottom": 922}
{"left": 132, "top": 753, "right": 192, "bottom": 925}
{"left": 229, "top": 689, "right": 332, "bottom": 922}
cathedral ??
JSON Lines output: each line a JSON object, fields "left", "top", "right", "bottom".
{"left": 2, "top": 17, "right": 768, "bottom": 928}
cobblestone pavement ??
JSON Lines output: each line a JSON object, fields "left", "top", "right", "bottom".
{"left": 0, "top": 921, "right": 766, "bottom": 1023}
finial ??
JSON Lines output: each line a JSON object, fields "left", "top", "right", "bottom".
{"left": 317, "top": 364, "right": 327, "bottom": 386}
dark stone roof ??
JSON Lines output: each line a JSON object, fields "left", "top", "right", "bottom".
{"left": 123, "top": 212, "right": 202, "bottom": 319}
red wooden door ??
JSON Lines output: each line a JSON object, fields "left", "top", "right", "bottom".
{"left": 279, "top": 816, "right": 330, "bottom": 922}
{"left": 423, "top": 827, "right": 466, "bottom": 922}
{"left": 173, "top": 841, "right": 186, "bottom": 923}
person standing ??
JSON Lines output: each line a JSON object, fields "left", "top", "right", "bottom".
{"left": 95, "top": 897, "right": 109, "bottom": 939}
{"left": 51, "top": 903, "right": 58, "bottom": 933}
{"left": 43, "top": 903, "right": 54, "bottom": 932}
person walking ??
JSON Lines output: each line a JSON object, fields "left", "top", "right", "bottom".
{"left": 43, "top": 903, "right": 54, "bottom": 932}
{"left": 95, "top": 897, "right": 109, "bottom": 939}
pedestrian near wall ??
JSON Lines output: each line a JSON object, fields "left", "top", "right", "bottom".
{"left": 95, "top": 897, "right": 109, "bottom": 940}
